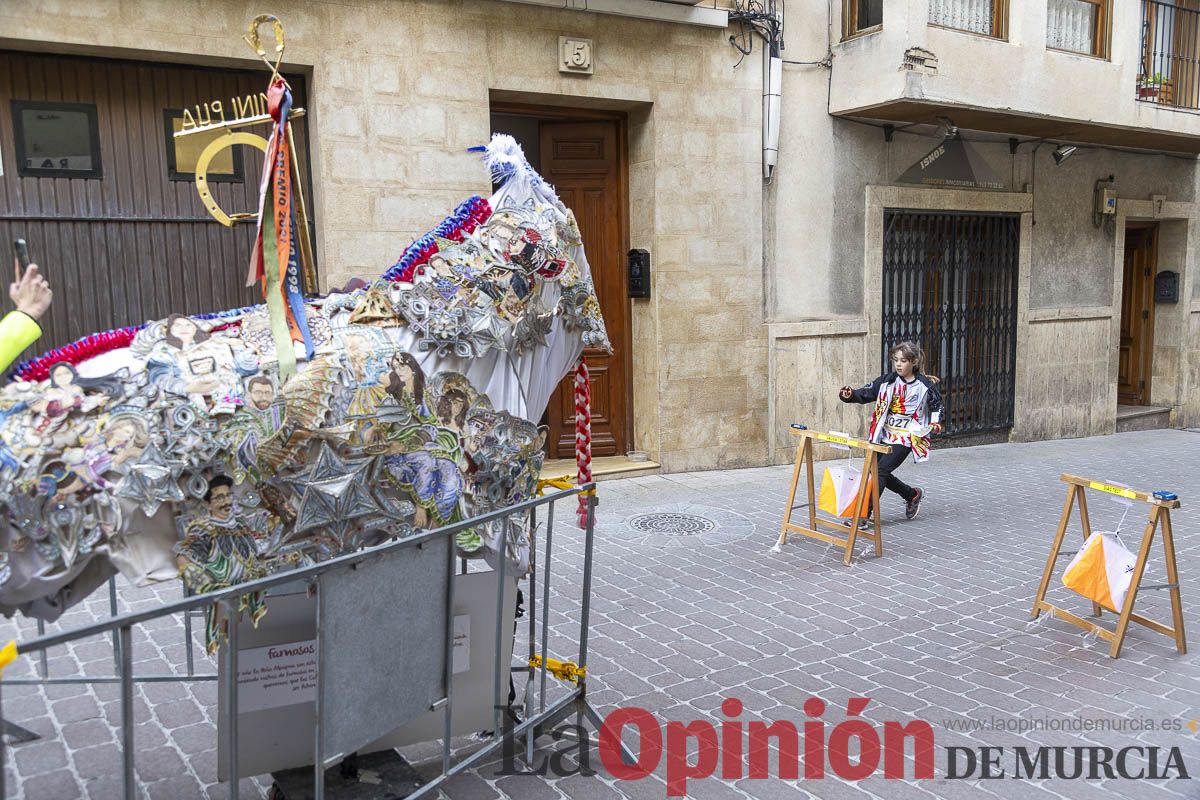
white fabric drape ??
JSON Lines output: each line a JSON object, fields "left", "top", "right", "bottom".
{"left": 929, "top": 0, "right": 994, "bottom": 35}
{"left": 1047, "top": 0, "right": 1097, "bottom": 54}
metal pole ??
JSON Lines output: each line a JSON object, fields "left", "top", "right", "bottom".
{"left": 220, "top": 601, "right": 239, "bottom": 800}
{"left": 109, "top": 578, "right": 121, "bottom": 674}
{"left": 492, "top": 519, "right": 508, "bottom": 741}
{"left": 118, "top": 625, "right": 135, "bottom": 800}
{"left": 35, "top": 619, "right": 46, "bottom": 679}
{"left": 183, "top": 585, "right": 195, "bottom": 678}
{"left": 441, "top": 536, "right": 457, "bottom": 775}
{"left": 577, "top": 492, "right": 597, "bottom": 671}
{"left": 313, "top": 579, "right": 325, "bottom": 800}
{"left": 539, "top": 501, "right": 555, "bottom": 718}
{"left": 0, "top": 675, "right": 7, "bottom": 800}
{"left": 525, "top": 506, "right": 537, "bottom": 763}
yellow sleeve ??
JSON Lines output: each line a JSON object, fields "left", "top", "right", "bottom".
{"left": 0, "top": 311, "right": 42, "bottom": 373}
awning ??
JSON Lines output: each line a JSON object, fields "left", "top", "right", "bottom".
{"left": 896, "top": 134, "right": 1004, "bottom": 190}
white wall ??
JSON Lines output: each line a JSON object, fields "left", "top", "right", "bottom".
{"left": 829, "top": 0, "right": 1200, "bottom": 142}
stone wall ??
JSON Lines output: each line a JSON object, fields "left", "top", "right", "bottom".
{"left": 0, "top": 0, "right": 768, "bottom": 473}
{"left": 1011, "top": 317, "right": 1114, "bottom": 442}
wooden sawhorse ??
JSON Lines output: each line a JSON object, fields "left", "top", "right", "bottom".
{"left": 1032, "top": 473, "right": 1186, "bottom": 659}
{"left": 772, "top": 427, "right": 891, "bottom": 566}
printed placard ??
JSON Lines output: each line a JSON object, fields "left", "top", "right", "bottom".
{"left": 237, "top": 639, "right": 317, "bottom": 713}
{"left": 453, "top": 614, "right": 469, "bottom": 674}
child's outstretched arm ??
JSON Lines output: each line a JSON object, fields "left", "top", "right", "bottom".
{"left": 838, "top": 375, "right": 886, "bottom": 404}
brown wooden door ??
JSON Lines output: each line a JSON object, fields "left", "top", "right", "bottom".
{"left": 1118, "top": 226, "right": 1157, "bottom": 405}
{"left": 539, "top": 120, "right": 630, "bottom": 458}
{"left": 0, "top": 50, "right": 314, "bottom": 354}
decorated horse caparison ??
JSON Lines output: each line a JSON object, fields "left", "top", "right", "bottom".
{"left": 0, "top": 135, "right": 609, "bottom": 650}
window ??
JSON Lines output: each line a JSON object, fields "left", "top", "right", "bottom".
{"left": 928, "top": 0, "right": 1009, "bottom": 39}
{"left": 1139, "top": 0, "right": 1200, "bottom": 108}
{"left": 1047, "top": 0, "right": 1111, "bottom": 58}
{"left": 844, "top": 0, "right": 883, "bottom": 39}
{"left": 11, "top": 100, "right": 102, "bottom": 178}
{"left": 163, "top": 109, "right": 244, "bottom": 182}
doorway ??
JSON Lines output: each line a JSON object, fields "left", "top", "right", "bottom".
{"left": 1118, "top": 224, "right": 1158, "bottom": 406}
{"left": 0, "top": 50, "right": 315, "bottom": 352}
{"left": 490, "top": 105, "right": 633, "bottom": 459}
{"left": 881, "top": 211, "right": 1020, "bottom": 438}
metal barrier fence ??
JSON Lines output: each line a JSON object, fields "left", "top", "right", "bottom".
{"left": 0, "top": 485, "right": 608, "bottom": 799}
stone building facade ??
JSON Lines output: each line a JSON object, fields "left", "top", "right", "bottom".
{"left": 3, "top": 0, "right": 1199, "bottom": 474}
{"left": 771, "top": 0, "right": 1200, "bottom": 464}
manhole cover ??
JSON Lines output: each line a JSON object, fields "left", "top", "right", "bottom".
{"left": 627, "top": 512, "right": 717, "bottom": 536}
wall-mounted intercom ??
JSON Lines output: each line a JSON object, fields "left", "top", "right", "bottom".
{"left": 1155, "top": 271, "right": 1179, "bottom": 304}
{"left": 628, "top": 249, "right": 650, "bottom": 299}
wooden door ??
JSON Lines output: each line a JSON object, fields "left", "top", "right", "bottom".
{"left": 0, "top": 50, "right": 314, "bottom": 354}
{"left": 1118, "top": 226, "right": 1157, "bottom": 405}
{"left": 539, "top": 120, "right": 630, "bottom": 458}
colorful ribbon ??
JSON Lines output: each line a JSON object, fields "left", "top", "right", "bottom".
{"left": 248, "top": 77, "right": 313, "bottom": 382}
{"left": 381, "top": 196, "right": 492, "bottom": 283}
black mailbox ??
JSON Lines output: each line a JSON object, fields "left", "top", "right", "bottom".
{"left": 1155, "top": 271, "right": 1179, "bottom": 304}
{"left": 628, "top": 249, "right": 651, "bottom": 299}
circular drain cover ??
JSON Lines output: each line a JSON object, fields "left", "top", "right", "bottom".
{"left": 627, "top": 512, "right": 717, "bottom": 536}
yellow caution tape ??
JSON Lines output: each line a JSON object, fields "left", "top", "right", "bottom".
{"left": 537, "top": 475, "right": 575, "bottom": 495}
{"left": 815, "top": 432, "right": 857, "bottom": 447}
{"left": 1088, "top": 481, "right": 1137, "bottom": 500}
{"left": 536, "top": 475, "right": 596, "bottom": 497}
{"left": 529, "top": 654, "right": 587, "bottom": 684}
{"left": 0, "top": 640, "right": 17, "bottom": 676}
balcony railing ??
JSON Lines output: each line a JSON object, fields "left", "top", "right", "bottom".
{"left": 1139, "top": 0, "right": 1200, "bottom": 109}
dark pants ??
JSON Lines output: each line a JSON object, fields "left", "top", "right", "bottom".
{"left": 876, "top": 444, "right": 916, "bottom": 505}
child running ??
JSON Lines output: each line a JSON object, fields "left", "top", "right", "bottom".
{"left": 838, "top": 340, "right": 944, "bottom": 520}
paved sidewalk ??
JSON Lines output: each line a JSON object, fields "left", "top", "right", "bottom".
{"left": 2, "top": 430, "right": 1198, "bottom": 799}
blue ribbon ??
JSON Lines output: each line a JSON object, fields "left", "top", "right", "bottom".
{"left": 286, "top": 210, "right": 314, "bottom": 359}
{"left": 380, "top": 196, "right": 487, "bottom": 282}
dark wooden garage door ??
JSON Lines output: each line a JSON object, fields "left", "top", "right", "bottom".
{"left": 0, "top": 51, "right": 314, "bottom": 353}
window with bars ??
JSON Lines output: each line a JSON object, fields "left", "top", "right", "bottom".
{"left": 1139, "top": 0, "right": 1200, "bottom": 109}
{"left": 928, "top": 0, "right": 1008, "bottom": 38}
{"left": 881, "top": 211, "right": 1020, "bottom": 438}
{"left": 1047, "top": 0, "right": 1111, "bottom": 58}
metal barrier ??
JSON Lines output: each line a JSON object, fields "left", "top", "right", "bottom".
{"left": 0, "top": 485, "right": 608, "bottom": 799}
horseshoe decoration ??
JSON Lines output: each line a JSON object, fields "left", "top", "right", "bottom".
{"left": 244, "top": 14, "right": 287, "bottom": 85}
{"left": 194, "top": 131, "right": 269, "bottom": 227}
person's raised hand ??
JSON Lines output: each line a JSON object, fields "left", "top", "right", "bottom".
{"left": 839, "top": 385, "right": 853, "bottom": 400}
{"left": 10, "top": 259, "right": 52, "bottom": 321}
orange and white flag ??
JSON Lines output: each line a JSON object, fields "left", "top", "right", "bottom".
{"left": 818, "top": 466, "right": 872, "bottom": 519}
{"left": 1062, "top": 532, "right": 1137, "bottom": 612}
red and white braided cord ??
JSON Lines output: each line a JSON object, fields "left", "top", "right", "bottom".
{"left": 574, "top": 357, "right": 592, "bottom": 527}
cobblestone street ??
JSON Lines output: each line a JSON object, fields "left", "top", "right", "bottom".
{"left": 3, "top": 429, "right": 1199, "bottom": 799}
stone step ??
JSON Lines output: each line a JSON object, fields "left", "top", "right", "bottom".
{"left": 1116, "top": 404, "right": 1172, "bottom": 433}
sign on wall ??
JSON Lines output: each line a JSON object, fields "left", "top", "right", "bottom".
{"left": 897, "top": 135, "right": 1004, "bottom": 190}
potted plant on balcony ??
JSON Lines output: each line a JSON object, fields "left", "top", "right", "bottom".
{"left": 1138, "top": 73, "right": 1173, "bottom": 103}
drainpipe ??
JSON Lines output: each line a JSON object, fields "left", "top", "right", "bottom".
{"left": 763, "top": 40, "right": 782, "bottom": 182}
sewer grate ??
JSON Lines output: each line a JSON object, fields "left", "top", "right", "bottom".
{"left": 627, "top": 512, "right": 718, "bottom": 536}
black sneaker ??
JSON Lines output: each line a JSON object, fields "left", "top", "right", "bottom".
{"left": 905, "top": 489, "right": 923, "bottom": 520}
{"left": 843, "top": 515, "right": 873, "bottom": 527}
